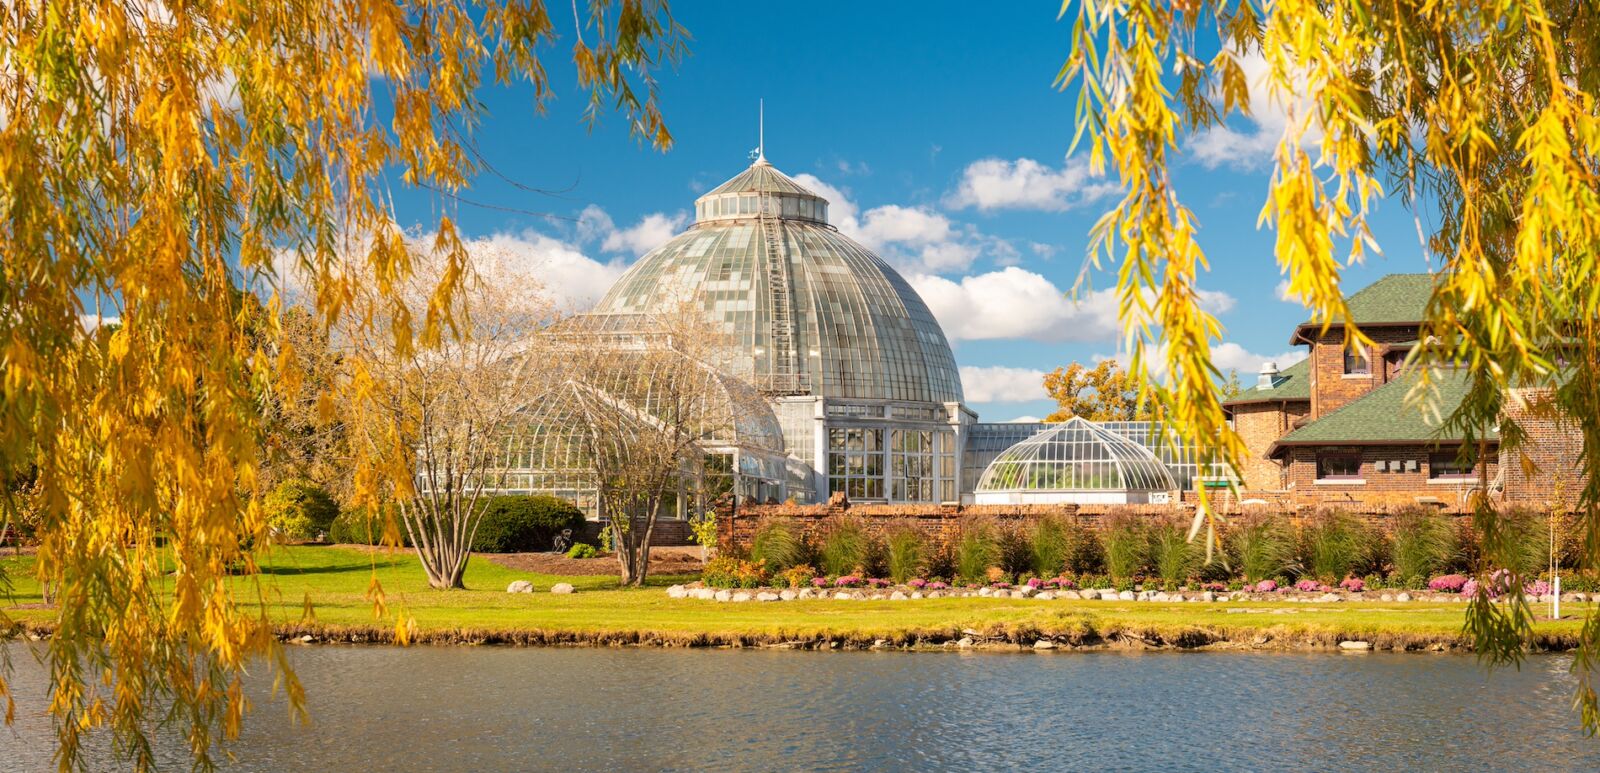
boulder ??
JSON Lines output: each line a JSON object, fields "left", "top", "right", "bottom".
{"left": 978, "top": 587, "right": 994, "bottom": 597}
{"left": 833, "top": 591, "right": 854, "bottom": 601}
{"left": 1562, "top": 593, "right": 1585, "bottom": 604}
{"left": 731, "top": 591, "right": 753, "bottom": 602}
{"left": 956, "top": 636, "right": 975, "bottom": 649}
{"left": 550, "top": 582, "right": 575, "bottom": 595}
{"left": 910, "top": 591, "right": 924, "bottom": 599}
{"left": 1539, "top": 594, "right": 1556, "bottom": 604}
{"left": 1201, "top": 591, "right": 1216, "bottom": 603}
{"left": 1152, "top": 592, "right": 1170, "bottom": 602}
{"left": 1396, "top": 592, "right": 1413, "bottom": 602}
{"left": 1059, "top": 590, "right": 1081, "bottom": 600}
{"left": 665, "top": 584, "right": 686, "bottom": 599}
{"left": 693, "top": 588, "right": 717, "bottom": 600}
{"left": 1010, "top": 590, "right": 1029, "bottom": 600}
{"left": 1379, "top": 593, "right": 1394, "bottom": 602}
{"left": 1117, "top": 590, "right": 1136, "bottom": 601}
{"left": 1338, "top": 640, "right": 1373, "bottom": 651}
{"left": 507, "top": 580, "right": 535, "bottom": 594}
{"left": 779, "top": 589, "right": 799, "bottom": 601}
{"left": 1035, "top": 591, "right": 1056, "bottom": 600}
{"left": 889, "top": 591, "right": 909, "bottom": 601}
{"left": 1015, "top": 585, "right": 1037, "bottom": 598}
{"left": 798, "top": 588, "right": 817, "bottom": 600}
{"left": 1033, "top": 639, "right": 1058, "bottom": 650}
{"left": 1316, "top": 593, "right": 1343, "bottom": 603}
{"left": 755, "top": 591, "right": 781, "bottom": 602}
{"left": 714, "top": 589, "right": 733, "bottom": 602}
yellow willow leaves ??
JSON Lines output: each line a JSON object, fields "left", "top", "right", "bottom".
{"left": 1063, "top": 0, "right": 1600, "bottom": 730}
{"left": 0, "top": 0, "right": 682, "bottom": 769}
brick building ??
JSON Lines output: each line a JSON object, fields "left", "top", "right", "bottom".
{"left": 1223, "top": 273, "right": 1580, "bottom": 512}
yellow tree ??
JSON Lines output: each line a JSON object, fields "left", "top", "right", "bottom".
{"left": 1043, "top": 360, "right": 1148, "bottom": 421}
{"left": 1061, "top": 0, "right": 1600, "bottom": 726}
{"left": 0, "top": 0, "right": 682, "bottom": 768}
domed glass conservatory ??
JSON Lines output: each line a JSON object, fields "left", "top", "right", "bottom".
{"left": 588, "top": 155, "right": 970, "bottom": 504}
{"left": 973, "top": 418, "right": 1177, "bottom": 504}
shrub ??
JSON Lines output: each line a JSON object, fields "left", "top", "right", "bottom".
{"left": 1101, "top": 511, "right": 1149, "bottom": 582}
{"left": 1228, "top": 513, "right": 1295, "bottom": 583}
{"left": 473, "top": 495, "right": 586, "bottom": 553}
{"left": 955, "top": 524, "right": 1002, "bottom": 584}
{"left": 702, "top": 557, "right": 769, "bottom": 589}
{"left": 1390, "top": 507, "right": 1461, "bottom": 584}
{"left": 1486, "top": 507, "right": 1559, "bottom": 576}
{"left": 780, "top": 565, "right": 817, "bottom": 589}
{"left": 884, "top": 526, "right": 926, "bottom": 584}
{"left": 1299, "top": 510, "right": 1380, "bottom": 582}
{"left": 996, "top": 524, "right": 1034, "bottom": 577}
{"left": 1030, "top": 515, "right": 1079, "bottom": 577}
{"left": 749, "top": 520, "right": 807, "bottom": 571}
{"left": 566, "top": 543, "right": 599, "bottom": 559}
{"left": 819, "top": 518, "right": 877, "bottom": 577}
{"left": 328, "top": 504, "right": 408, "bottom": 547}
{"left": 264, "top": 479, "right": 339, "bottom": 541}
{"left": 1340, "top": 577, "right": 1367, "bottom": 593}
{"left": 1148, "top": 516, "right": 1198, "bottom": 590}
{"left": 1254, "top": 579, "right": 1278, "bottom": 593}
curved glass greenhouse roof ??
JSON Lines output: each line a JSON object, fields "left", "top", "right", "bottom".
{"left": 975, "top": 418, "right": 1177, "bottom": 494}
{"left": 590, "top": 158, "right": 963, "bottom": 404}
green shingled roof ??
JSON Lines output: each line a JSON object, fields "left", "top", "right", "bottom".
{"left": 1223, "top": 357, "right": 1311, "bottom": 405}
{"left": 1269, "top": 368, "right": 1495, "bottom": 453}
{"left": 1290, "top": 273, "right": 1435, "bottom": 343}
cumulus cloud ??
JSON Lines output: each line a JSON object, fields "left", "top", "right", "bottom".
{"left": 1188, "top": 50, "right": 1322, "bottom": 171}
{"left": 578, "top": 205, "right": 687, "bottom": 256}
{"left": 465, "top": 230, "right": 626, "bottom": 311}
{"left": 910, "top": 267, "right": 1236, "bottom": 344}
{"left": 959, "top": 365, "right": 1050, "bottom": 404}
{"left": 793, "top": 173, "right": 1007, "bottom": 275}
{"left": 1209, "top": 342, "right": 1309, "bottom": 376}
{"left": 946, "top": 156, "right": 1118, "bottom": 212}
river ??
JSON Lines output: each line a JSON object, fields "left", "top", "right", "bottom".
{"left": 2, "top": 646, "right": 1597, "bottom": 771}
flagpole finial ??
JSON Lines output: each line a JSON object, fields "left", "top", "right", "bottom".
{"left": 757, "top": 99, "right": 766, "bottom": 163}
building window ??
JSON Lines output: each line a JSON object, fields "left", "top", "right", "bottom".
{"left": 828, "top": 427, "right": 884, "bottom": 499}
{"left": 1316, "top": 454, "right": 1362, "bottom": 480}
{"left": 1430, "top": 451, "right": 1476, "bottom": 480}
{"left": 1343, "top": 347, "right": 1370, "bottom": 375}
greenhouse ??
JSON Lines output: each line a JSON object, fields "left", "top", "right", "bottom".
{"left": 973, "top": 417, "right": 1177, "bottom": 505}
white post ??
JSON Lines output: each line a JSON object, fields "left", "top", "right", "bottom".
{"left": 1554, "top": 574, "right": 1562, "bottom": 620}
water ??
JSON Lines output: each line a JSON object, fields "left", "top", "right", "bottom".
{"left": 3, "top": 646, "right": 1598, "bottom": 771}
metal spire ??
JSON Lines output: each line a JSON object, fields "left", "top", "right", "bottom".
{"left": 756, "top": 99, "right": 767, "bottom": 164}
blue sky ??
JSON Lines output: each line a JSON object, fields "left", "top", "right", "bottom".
{"left": 388, "top": 3, "right": 1442, "bottom": 421}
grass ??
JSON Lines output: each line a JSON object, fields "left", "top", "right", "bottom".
{"left": 0, "top": 546, "right": 1590, "bottom": 647}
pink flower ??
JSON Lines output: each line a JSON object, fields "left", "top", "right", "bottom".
{"left": 928, "top": 581, "right": 949, "bottom": 590}
{"left": 1526, "top": 580, "right": 1551, "bottom": 597}
{"left": 908, "top": 578, "right": 928, "bottom": 589}
{"left": 1339, "top": 577, "right": 1366, "bottom": 593}
{"left": 1428, "top": 574, "right": 1469, "bottom": 593}
{"left": 1255, "top": 580, "right": 1278, "bottom": 593}
{"left": 811, "top": 577, "right": 829, "bottom": 588}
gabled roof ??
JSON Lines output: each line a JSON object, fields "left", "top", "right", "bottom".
{"left": 1290, "top": 273, "right": 1435, "bottom": 344}
{"left": 1223, "top": 357, "right": 1311, "bottom": 406}
{"left": 1267, "top": 368, "right": 1496, "bottom": 456}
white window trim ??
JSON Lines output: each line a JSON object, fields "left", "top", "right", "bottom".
{"left": 1313, "top": 478, "right": 1367, "bottom": 485}
{"left": 1340, "top": 373, "right": 1373, "bottom": 380}
{"left": 1427, "top": 476, "right": 1478, "bottom": 485}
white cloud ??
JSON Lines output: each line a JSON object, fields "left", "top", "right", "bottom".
{"left": 464, "top": 230, "right": 625, "bottom": 312}
{"left": 1275, "top": 278, "right": 1295, "bottom": 302}
{"left": 946, "top": 156, "right": 1118, "bottom": 212}
{"left": 1188, "top": 50, "right": 1322, "bottom": 171}
{"left": 793, "top": 173, "right": 1006, "bottom": 274}
{"left": 79, "top": 313, "right": 120, "bottom": 332}
{"left": 1004, "top": 415, "right": 1044, "bottom": 423}
{"left": 960, "top": 365, "right": 1049, "bottom": 403}
{"left": 911, "top": 267, "right": 1236, "bottom": 344}
{"left": 1209, "top": 342, "right": 1308, "bottom": 377}
{"left": 579, "top": 205, "right": 686, "bottom": 256}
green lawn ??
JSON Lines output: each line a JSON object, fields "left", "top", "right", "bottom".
{"left": 0, "top": 546, "right": 1588, "bottom": 648}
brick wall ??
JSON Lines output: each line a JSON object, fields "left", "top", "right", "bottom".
{"left": 1308, "top": 327, "right": 1419, "bottom": 418}
{"left": 1281, "top": 444, "right": 1495, "bottom": 512}
{"left": 1231, "top": 401, "right": 1310, "bottom": 491}
{"left": 1501, "top": 389, "right": 1588, "bottom": 509}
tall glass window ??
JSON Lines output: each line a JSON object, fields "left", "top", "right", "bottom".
{"left": 828, "top": 427, "right": 884, "bottom": 499}
{"left": 891, "top": 429, "right": 935, "bottom": 501}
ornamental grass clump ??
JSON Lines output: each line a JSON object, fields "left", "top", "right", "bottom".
{"left": 1101, "top": 511, "right": 1149, "bottom": 583}
{"left": 1148, "top": 516, "right": 1199, "bottom": 590}
{"left": 1299, "top": 510, "right": 1381, "bottom": 583}
{"left": 884, "top": 526, "right": 926, "bottom": 584}
{"left": 1227, "top": 512, "right": 1295, "bottom": 583}
{"left": 955, "top": 523, "right": 1003, "bottom": 584}
{"left": 997, "top": 524, "right": 1034, "bottom": 577}
{"left": 749, "top": 520, "right": 808, "bottom": 572}
{"left": 1390, "top": 507, "right": 1461, "bottom": 585}
{"left": 819, "top": 518, "right": 877, "bottom": 577}
{"left": 1029, "top": 515, "right": 1080, "bottom": 577}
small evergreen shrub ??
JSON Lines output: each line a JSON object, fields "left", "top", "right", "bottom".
{"left": 566, "top": 543, "right": 599, "bottom": 559}
{"left": 264, "top": 479, "right": 339, "bottom": 541}
{"left": 1228, "top": 513, "right": 1294, "bottom": 583}
{"left": 1029, "top": 515, "right": 1079, "bottom": 577}
{"left": 1390, "top": 507, "right": 1461, "bottom": 584}
{"left": 472, "top": 495, "right": 586, "bottom": 553}
{"left": 1148, "top": 516, "right": 1198, "bottom": 590}
{"left": 749, "top": 520, "right": 807, "bottom": 571}
{"left": 1101, "top": 511, "right": 1149, "bottom": 582}
{"left": 884, "top": 526, "right": 926, "bottom": 584}
{"left": 819, "top": 518, "right": 877, "bottom": 577}
{"left": 328, "top": 504, "right": 408, "bottom": 547}
{"left": 955, "top": 524, "right": 1002, "bottom": 584}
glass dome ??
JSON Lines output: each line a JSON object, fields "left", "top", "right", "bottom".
{"left": 974, "top": 418, "right": 1177, "bottom": 501}
{"left": 590, "top": 159, "right": 963, "bottom": 405}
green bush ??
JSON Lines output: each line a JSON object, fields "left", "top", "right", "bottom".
{"left": 1228, "top": 513, "right": 1295, "bottom": 582}
{"left": 472, "top": 495, "right": 585, "bottom": 553}
{"left": 1148, "top": 516, "right": 1198, "bottom": 590}
{"left": 955, "top": 524, "right": 1002, "bottom": 584}
{"left": 328, "top": 504, "right": 409, "bottom": 547}
{"left": 1030, "top": 515, "right": 1079, "bottom": 577}
{"left": 1299, "top": 510, "right": 1380, "bottom": 582}
{"left": 1478, "top": 507, "right": 1559, "bottom": 576}
{"left": 749, "top": 520, "right": 807, "bottom": 571}
{"left": 884, "top": 526, "right": 926, "bottom": 583}
{"left": 702, "top": 556, "right": 769, "bottom": 589}
{"left": 264, "top": 479, "right": 339, "bottom": 541}
{"left": 819, "top": 518, "right": 877, "bottom": 577}
{"left": 1390, "top": 507, "right": 1461, "bottom": 583}
{"left": 566, "top": 543, "right": 599, "bottom": 559}
{"left": 1101, "top": 511, "right": 1149, "bottom": 582}
{"left": 997, "top": 523, "right": 1034, "bottom": 577}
